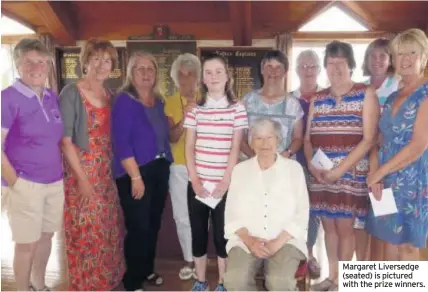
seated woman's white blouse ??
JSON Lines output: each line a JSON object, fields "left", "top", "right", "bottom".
{"left": 224, "top": 155, "right": 309, "bottom": 257}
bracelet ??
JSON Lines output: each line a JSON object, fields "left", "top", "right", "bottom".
{"left": 131, "top": 175, "right": 142, "bottom": 181}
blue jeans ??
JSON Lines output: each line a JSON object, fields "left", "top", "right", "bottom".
{"left": 302, "top": 165, "right": 320, "bottom": 250}
{"left": 307, "top": 213, "right": 320, "bottom": 249}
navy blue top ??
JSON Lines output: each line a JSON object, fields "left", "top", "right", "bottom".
{"left": 296, "top": 97, "right": 310, "bottom": 168}
{"left": 111, "top": 92, "right": 173, "bottom": 178}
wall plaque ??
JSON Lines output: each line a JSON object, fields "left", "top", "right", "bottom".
{"left": 198, "top": 47, "right": 271, "bottom": 99}
{"left": 127, "top": 41, "right": 197, "bottom": 98}
{"left": 56, "top": 47, "right": 126, "bottom": 93}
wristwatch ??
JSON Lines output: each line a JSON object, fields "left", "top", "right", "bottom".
{"left": 285, "top": 148, "right": 293, "bottom": 156}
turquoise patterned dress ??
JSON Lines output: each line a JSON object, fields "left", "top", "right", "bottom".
{"left": 365, "top": 82, "right": 428, "bottom": 248}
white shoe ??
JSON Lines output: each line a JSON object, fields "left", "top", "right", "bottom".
{"left": 179, "top": 265, "right": 196, "bottom": 280}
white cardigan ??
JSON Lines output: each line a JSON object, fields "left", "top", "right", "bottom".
{"left": 224, "top": 154, "right": 309, "bottom": 257}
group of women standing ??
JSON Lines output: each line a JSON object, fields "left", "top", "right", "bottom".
{"left": 1, "top": 27, "right": 427, "bottom": 292}
{"left": 305, "top": 29, "right": 428, "bottom": 291}
{"left": 0, "top": 36, "right": 246, "bottom": 292}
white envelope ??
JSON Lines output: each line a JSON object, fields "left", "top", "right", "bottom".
{"left": 311, "top": 148, "right": 334, "bottom": 170}
{"left": 195, "top": 181, "right": 222, "bottom": 209}
{"left": 369, "top": 188, "right": 398, "bottom": 217}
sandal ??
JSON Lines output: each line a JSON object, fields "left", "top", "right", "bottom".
{"left": 308, "top": 257, "right": 321, "bottom": 279}
{"left": 179, "top": 265, "right": 195, "bottom": 280}
{"left": 328, "top": 283, "right": 339, "bottom": 291}
{"left": 311, "top": 278, "right": 335, "bottom": 291}
{"left": 29, "top": 284, "right": 51, "bottom": 291}
{"left": 146, "top": 273, "right": 164, "bottom": 286}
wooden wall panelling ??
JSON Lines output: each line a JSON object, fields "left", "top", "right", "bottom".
{"left": 228, "top": 1, "right": 252, "bottom": 46}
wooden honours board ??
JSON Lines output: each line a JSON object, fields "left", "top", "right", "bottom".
{"left": 198, "top": 47, "right": 271, "bottom": 99}
{"left": 56, "top": 47, "right": 126, "bottom": 92}
{"left": 126, "top": 41, "right": 197, "bottom": 98}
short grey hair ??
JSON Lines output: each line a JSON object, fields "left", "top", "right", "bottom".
{"left": 248, "top": 118, "right": 282, "bottom": 144}
{"left": 170, "top": 53, "right": 201, "bottom": 88}
{"left": 13, "top": 38, "right": 51, "bottom": 66}
{"left": 296, "top": 49, "right": 320, "bottom": 68}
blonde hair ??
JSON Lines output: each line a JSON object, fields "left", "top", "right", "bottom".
{"left": 118, "top": 50, "right": 162, "bottom": 100}
{"left": 80, "top": 38, "right": 118, "bottom": 75}
{"left": 390, "top": 28, "right": 428, "bottom": 73}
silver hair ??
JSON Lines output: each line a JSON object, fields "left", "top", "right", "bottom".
{"left": 170, "top": 53, "right": 201, "bottom": 88}
{"left": 13, "top": 38, "right": 51, "bottom": 66}
{"left": 296, "top": 49, "right": 320, "bottom": 69}
{"left": 248, "top": 118, "right": 283, "bottom": 145}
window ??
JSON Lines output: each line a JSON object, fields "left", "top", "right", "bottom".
{"left": 1, "top": 15, "right": 35, "bottom": 35}
{"left": 299, "top": 6, "right": 368, "bottom": 32}
{"left": 1, "top": 44, "right": 18, "bottom": 90}
{"left": 290, "top": 41, "right": 371, "bottom": 91}
{"left": 290, "top": 4, "right": 372, "bottom": 91}
{"left": 1, "top": 15, "right": 35, "bottom": 89}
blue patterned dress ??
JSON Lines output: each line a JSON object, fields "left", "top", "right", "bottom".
{"left": 365, "top": 82, "right": 428, "bottom": 248}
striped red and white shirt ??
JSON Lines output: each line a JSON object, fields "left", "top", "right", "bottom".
{"left": 184, "top": 96, "right": 248, "bottom": 183}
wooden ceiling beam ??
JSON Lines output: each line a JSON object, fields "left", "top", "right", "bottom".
{"left": 338, "top": 0, "right": 378, "bottom": 30}
{"left": 80, "top": 22, "right": 233, "bottom": 41}
{"left": 293, "top": 1, "right": 335, "bottom": 32}
{"left": 228, "top": 1, "right": 252, "bottom": 46}
{"left": 33, "top": 1, "right": 78, "bottom": 45}
{"left": 73, "top": 1, "right": 229, "bottom": 24}
{"left": 293, "top": 31, "right": 386, "bottom": 41}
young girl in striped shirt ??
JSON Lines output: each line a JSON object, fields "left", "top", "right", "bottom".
{"left": 184, "top": 54, "right": 248, "bottom": 291}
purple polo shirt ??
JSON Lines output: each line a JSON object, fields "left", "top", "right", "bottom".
{"left": 1, "top": 80, "right": 64, "bottom": 185}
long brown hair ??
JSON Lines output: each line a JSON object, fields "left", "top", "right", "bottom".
{"left": 199, "top": 53, "right": 236, "bottom": 106}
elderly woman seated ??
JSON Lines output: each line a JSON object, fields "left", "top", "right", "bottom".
{"left": 223, "top": 118, "right": 309, "bottom": 291}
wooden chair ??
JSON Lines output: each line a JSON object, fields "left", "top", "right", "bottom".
{"left": 295, "top": 260, "right": 310, "bottom": 291}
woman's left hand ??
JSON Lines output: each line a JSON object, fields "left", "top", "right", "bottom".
{"left": 266, "top": 231, "right": 292, "bottom": 256}
{"left": 321, "top": 168, "right": 342, "bottom": 184}
{"left": 265, "top": 237, "right": 283, "bottom": 256}
{"left": 367, "top": 170, "right": 384, "bottom": 187}
{"left": 212, "top": 178, "right": 230, "bottom": 198}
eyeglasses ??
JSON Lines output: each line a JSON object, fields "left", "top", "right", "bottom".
{"left": 134, "top": 66, "right": 155, "bottom": 75}
{"left": 298, "top": 64, "right": 319, "bottom": 71}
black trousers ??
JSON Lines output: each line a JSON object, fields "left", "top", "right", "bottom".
{"left": 187, "top": 182, "right": 228, "bottom": 258}
{"left": 116, "top": 158, "right": 171, "bottom": 291}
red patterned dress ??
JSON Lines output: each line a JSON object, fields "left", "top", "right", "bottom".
{"left": 63, "top": 90, "right": 125, "bottom": 291}
{"left": 309, "top": 84, "right": 369, "bottom": 220}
